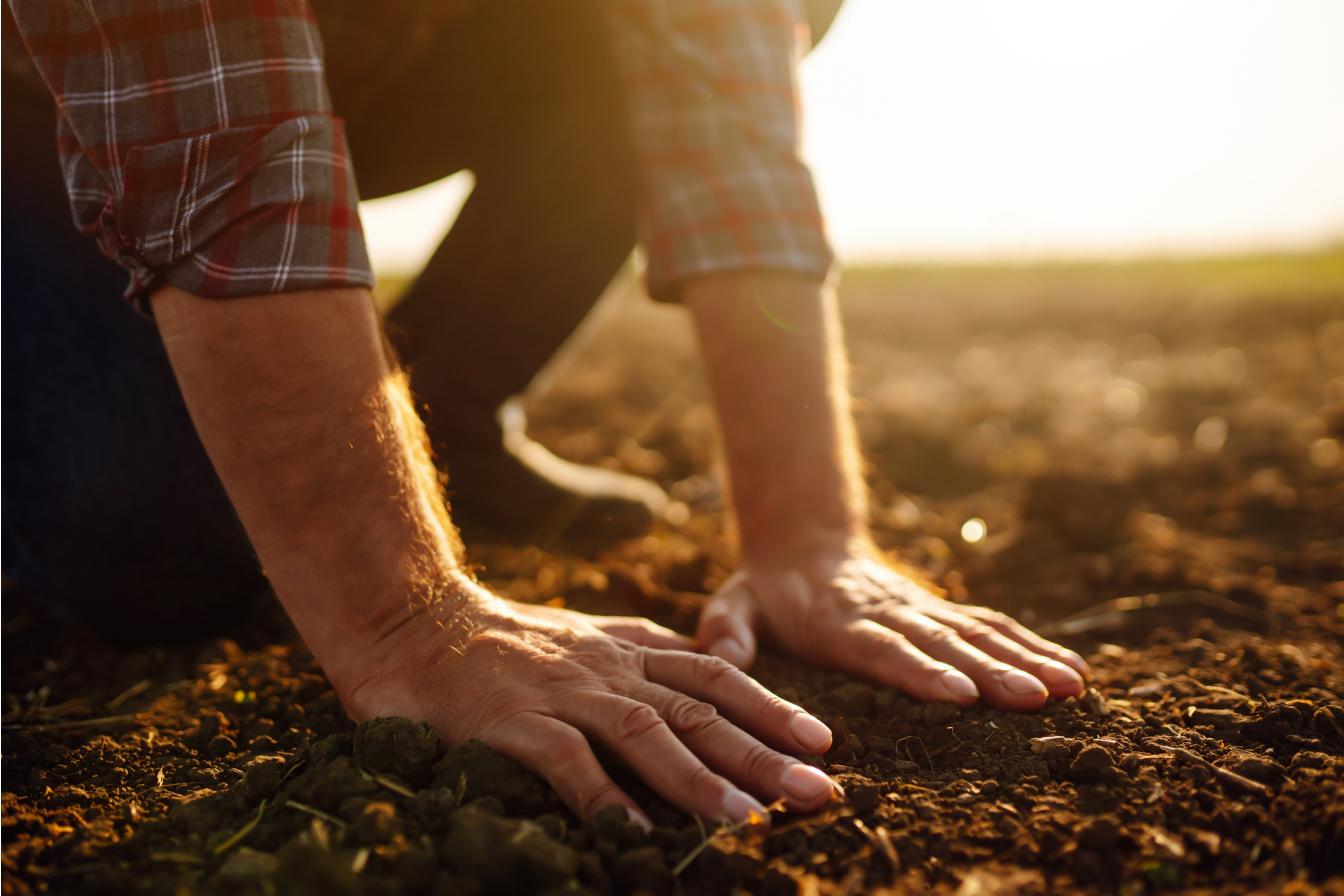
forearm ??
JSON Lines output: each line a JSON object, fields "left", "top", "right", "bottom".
{"left": 684, "top": 273, "right": 868, "bottom": 562}
{"left": 151, "top": 286, "right": 467, "bottom": 687}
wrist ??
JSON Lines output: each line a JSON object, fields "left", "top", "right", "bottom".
{"left": 739, "top": 521, "right": 872, "bottom": 569}
{"left": 319, "top": 568, "right": 495, "bottom": 708}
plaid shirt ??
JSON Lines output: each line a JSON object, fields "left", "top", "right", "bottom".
{"left": 9, "top": 1, "right": 833, "bottom": 305}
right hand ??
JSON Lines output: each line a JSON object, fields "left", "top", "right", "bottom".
{"left": 331, "top": 574, "right": 840, "bottom": 828}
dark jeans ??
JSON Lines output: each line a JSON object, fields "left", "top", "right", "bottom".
{"left": 2, "top": 3, "right": 637, "bottom": 640}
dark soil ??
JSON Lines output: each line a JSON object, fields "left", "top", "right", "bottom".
{"left": 5, "top": 260, "right": 1344, "bottom": 894}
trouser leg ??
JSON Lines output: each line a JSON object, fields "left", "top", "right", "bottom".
{"left": 1, "top": 80, "right": 268, "bottom": 641}
{"left": 345, "top": 1, "right": 638, "bottom": 453}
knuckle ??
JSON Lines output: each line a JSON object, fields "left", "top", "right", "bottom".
{"left": 542, "top": 726, "right": 589, "bottom": 765}
{"left": 924, "top": 624, "right": 963, "bottom": 647}
{"left": 857, "top": 630, "right": 902, "bottom": 662}
{"left": 752, "top": 688, "right": 788, "bottom": 721}
{"left": 979, "top": 609, "right": 1015, "bottom": 630}
{"left": 742, "top": 743, "right": 786, "bottom": 781}
{"left": 691, "top": 655, "right": 738, "bottom": 686}
{"left": 664, "top": 698, "right": 721, "bottom": 736}
{"left": 684, "top": 762, "right": 724, "bottom": 796}
{"left": 614, "top": 702, "right": 665, "bottom": 741}
{"left": 957, "top": 622, "right": 997, "bottom": 645}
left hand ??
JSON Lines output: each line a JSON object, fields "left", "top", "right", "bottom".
{"left": 696, "top": 542, "right": 1088, "bottom": 711}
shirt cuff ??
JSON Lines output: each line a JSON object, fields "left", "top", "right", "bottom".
{"left": 639, "top": 152, "right": 835, "bottom": 302}
{"left": 100, "top": 114, "right": 373, "bottom": 310}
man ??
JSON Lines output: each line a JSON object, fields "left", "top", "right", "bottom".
{"left": 3, "top": 1, "right": 1088, "bottom": 829}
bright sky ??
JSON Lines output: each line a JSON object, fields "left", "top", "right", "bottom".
{"left": 360, "top": 0, "right": 1344, "bottom": 273}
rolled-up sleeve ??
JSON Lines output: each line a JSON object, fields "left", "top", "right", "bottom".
{"left": 605, "top": 0, "right": 835, "bottom": 301}
{"left": 9, "top": 0, "right": 372, "bottom": 308}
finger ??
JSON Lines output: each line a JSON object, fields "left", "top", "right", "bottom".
{"left": 630, "top": 682, "right": 839, "bottom": 812}
{"left": 880, "top": 609, "right": 1050, "bottom": 711}
{"left": 829, "top": 619, "right": 981, "bottom": 705}
{"left": 697, "top": 574, "right": 758, "bottom": 669}
{"left": 926, "top": 609, "right": 1084, "bottom": 698}
{"left": 961, "top": 606, "right": 1091, "bottom": 676}
{"left": 485, "top": 712, "right": 651, "bottom": 831}
{"left": 643, "top": 649, "right": 833, "bottom": 755}
{"left": 591, "top": 615, "right": 695, "bottom": 651}
{"left": 561, "top": 692, "right": 769, "bottom": 825}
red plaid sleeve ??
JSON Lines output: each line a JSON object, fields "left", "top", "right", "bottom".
{"left": 9, "top": 0, "right": 372, "bottom": 307}
{"left": 605, "top": 0, "right": 835, "bottom": 301}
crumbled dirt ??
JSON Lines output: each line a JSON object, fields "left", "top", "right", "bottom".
{"left": 4, "top": 261, "right": 1344, "bottom": 894}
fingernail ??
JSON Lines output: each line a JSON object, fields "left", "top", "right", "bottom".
{"left": 940, "top": 669, "right": 979, "bottom": 701}
{"left": 1039, "top": 660, "right": 1085, "bottom": 696}
{"left": 721, "top": 789, "right": 770, "bottom": 825}
{"left": 1001, "top": 668, "right": 1048, "bottom": 696}
{"left": 708, "top": 637, "right": 750, "bottom": 668}
{"left": 781, "top": 764, "right": 834, "bottom": 804}
{"left": 787, "top": 714, "right": 833, "bottom": 753}
{"left": 625, "top": 807, "right": 653, "bottom": 833}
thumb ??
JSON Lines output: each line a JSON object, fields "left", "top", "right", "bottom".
{"left": 697, "top": 573, "right": 759, "bottom": 669}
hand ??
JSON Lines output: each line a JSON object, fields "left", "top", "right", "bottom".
{"left": 697, "top": 541, "right": 1089, "bottom": 711}
{"left": 333, "top": 575, "right": 840, "bottom": 828}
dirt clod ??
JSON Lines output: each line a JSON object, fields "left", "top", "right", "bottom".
{"left": 1067, "top": 744, "right": 1117, "bottom": 784}
{"left": 352, "top": 717, "right": 440, "bottom": 788}
{"left": 443, "top": 805, "right": 579, "bottom": 893}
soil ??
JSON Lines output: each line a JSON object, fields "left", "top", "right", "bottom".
{"left": 4, "top": 260, "right": 1344, "bottom": 895}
